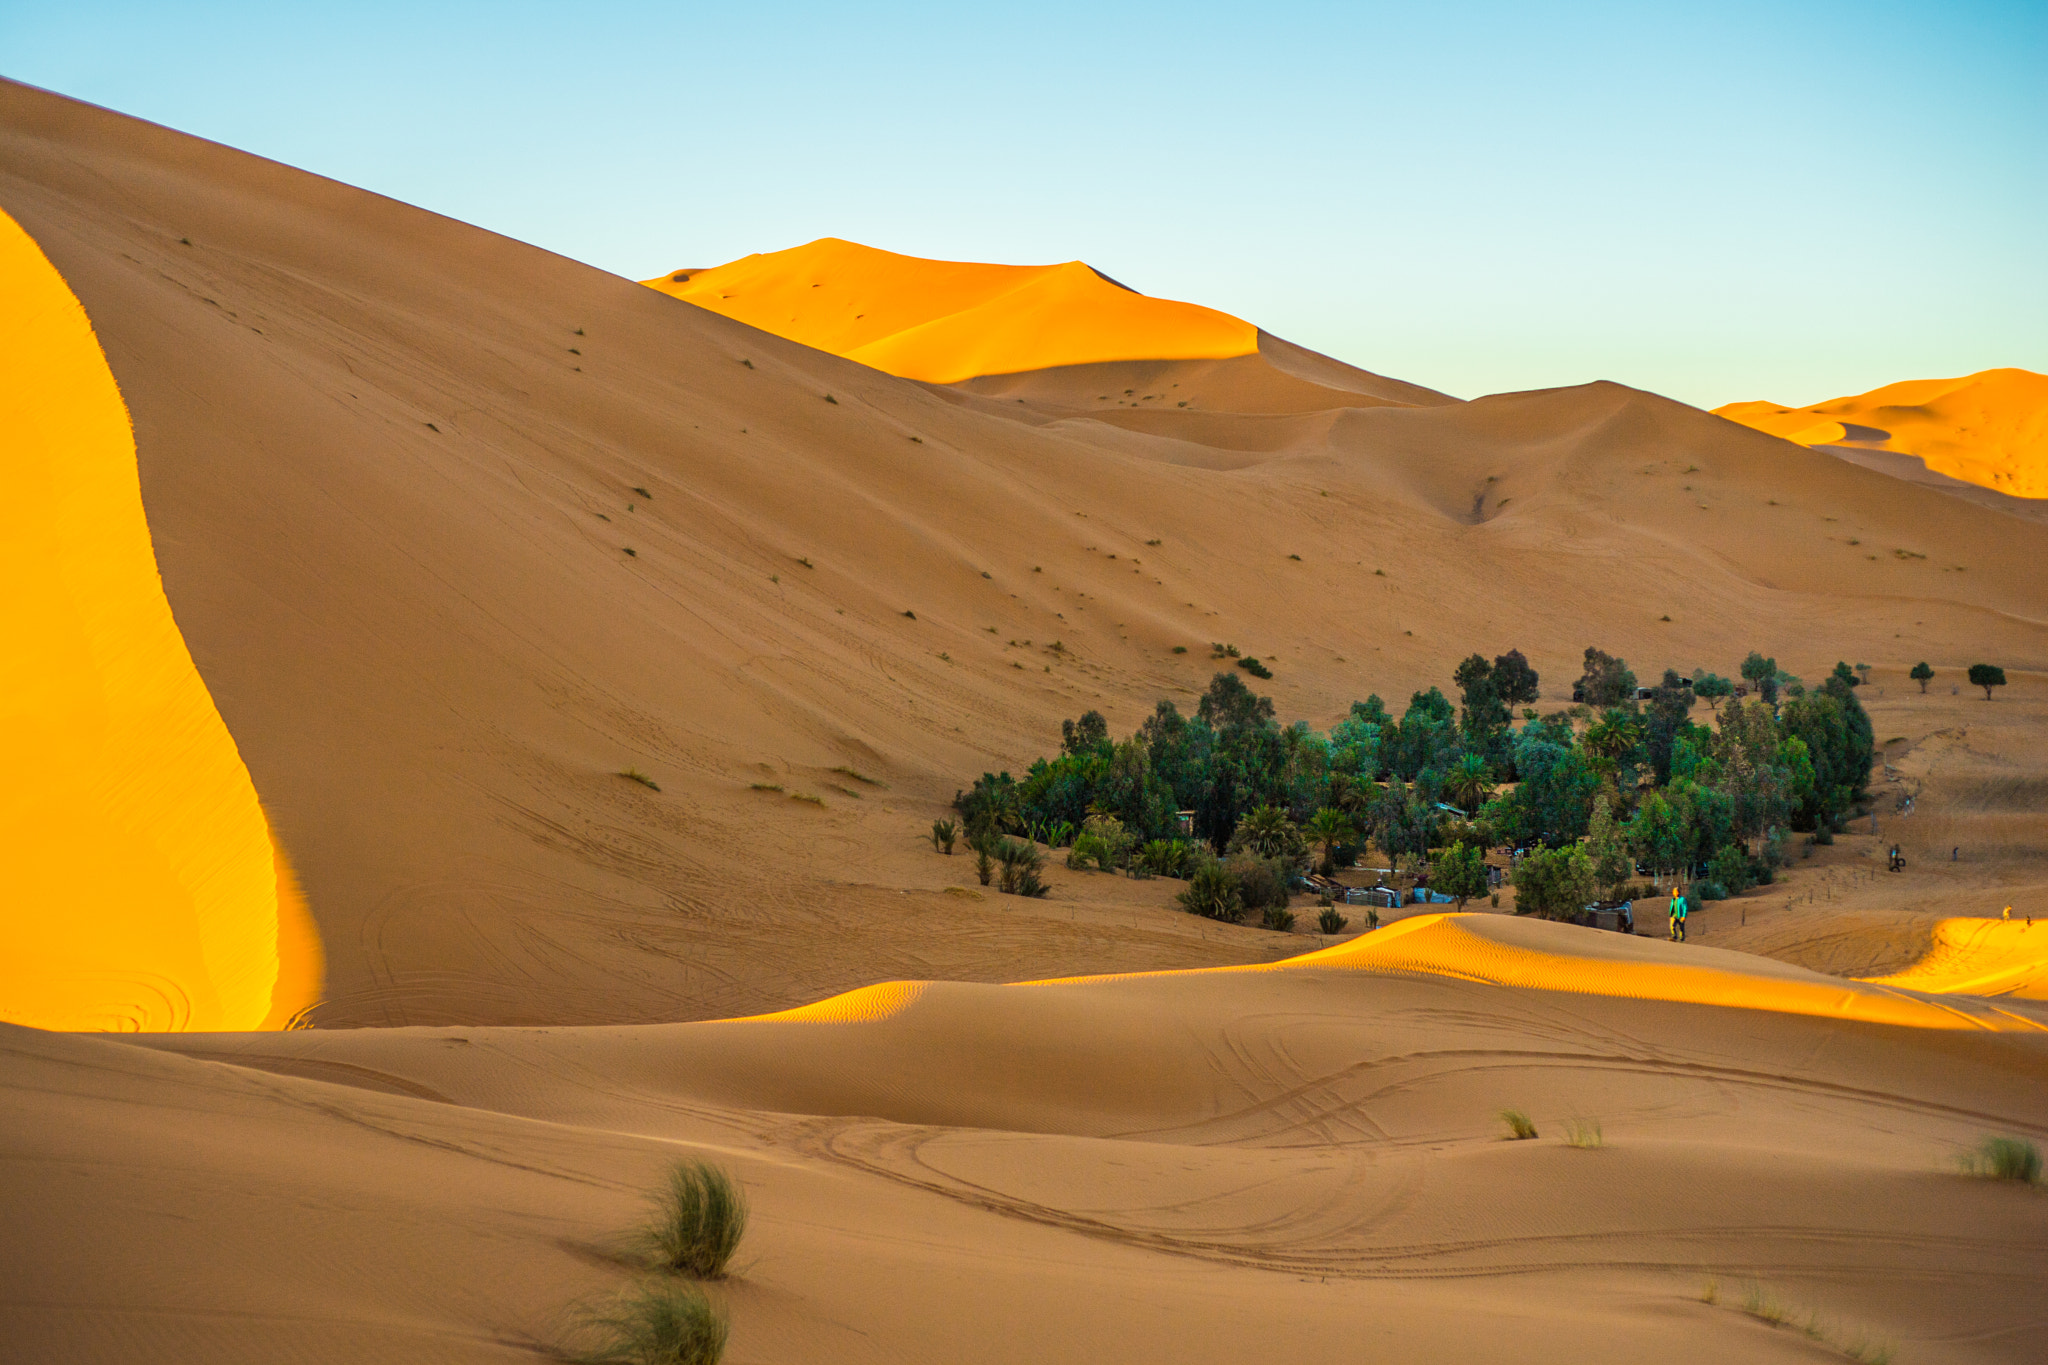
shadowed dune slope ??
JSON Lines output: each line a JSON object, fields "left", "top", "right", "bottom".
{"left": 1717, "top": 368, "right": 2048, "bottom": 500}
{"left": 3, "top": 79, "right": 2046, "bottom": 1031}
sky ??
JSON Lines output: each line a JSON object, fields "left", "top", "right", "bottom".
{"left": 5, "top": 0, "right": 2044, "bottom": 405}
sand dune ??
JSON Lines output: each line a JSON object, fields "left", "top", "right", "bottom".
{"left": 645, "top": 237, "right": 1260, "bottom": 384}
{"left": 1866, "top": 917, "right": 2048, "bottom": 1001}
{"left": 1717, "top": 368, "right": 2048, "bottom": 500}
{"left": 6, "top": 76, "right": 2048, "bottom": 1365}
{"left": 2, "top": 79, "right": 2045, "bottom": 1032}
{"left": 21, "top": 919, "right": 2037, "bottom": 1362}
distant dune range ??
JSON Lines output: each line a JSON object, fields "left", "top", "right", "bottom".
{"left": 1717, "top": 368, "right": 2048, "bottom": 501}
{"left": 7, "top": 78, "right": 2048, "bottom": 1365}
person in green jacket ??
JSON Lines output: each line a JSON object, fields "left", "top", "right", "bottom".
{"left": 1669, "top": 888, "right": 1689, "bottom": 943}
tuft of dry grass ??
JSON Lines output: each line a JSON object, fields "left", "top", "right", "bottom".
{"left": 1499, "top": 1109, "right": 1538, "bottom": 1141}
{"left": 619, "top": 768, "right": 661, "bottom": 792}
{"left": 1563, "top": 1118, "right": 1604, "bottom": 1149}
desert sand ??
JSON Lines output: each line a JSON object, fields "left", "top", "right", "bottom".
{"left": 4, "top": 78, "right": 2048, "bottom": 1364}
{"left": 1717, "top": 369, "right": 2048, "bottom": 501}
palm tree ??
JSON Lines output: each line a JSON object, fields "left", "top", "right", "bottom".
{"left": 1302, "top": 807, "right": 1357, "bottom": 876}
{"left": 1230, "top": 804, "right": 1300, "bottom": 860}
{"left": 1443, "top": 753, "right": 1494, "bottom": 816}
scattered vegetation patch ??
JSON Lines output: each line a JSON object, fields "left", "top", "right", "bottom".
{"left": 1172, "top": 645, "right": 1188, "bottom": 653}
{"left": 789, "top": 792, "right": 824, "bottom": 806}
{"left": 833, "top": 766, "right": 881, "bottom": 786}
{"left": 1499, "top": 1109, "right": 1539, "bottom": 1141}
{"left": 1723, "top": 1281, "right": 1894, "bottom": 1364}
{"left": 1316, "top": 904, "right": 1348, "bottom": 934}
{"left": 943, "top": 886, "right": 982, "bottom": 900}
{"left": 619, "top": 768, "right": 661, "bottom": 792}
{"left": 1960, "top": 1136, "right": 2041, "bottom": 1184}
{"left": 1237, "top": 656, "right": 1273, "bottom": 679}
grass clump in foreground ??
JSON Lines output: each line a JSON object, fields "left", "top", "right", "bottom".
{"left": 640, "top": 1161, "right": 748, "bottom": 1278}
{"left": 1499, "top": 1109, "right": 1538, "bottom": 1141}
{"left": 1724, "top": 1281, "right": 1894, "bottom": 1364}
{"left": 619, "top": 768, "right": 661, "bottom": 792}
{"left": 1960, "top": 1135, "right": 2042, "bottom": 1183}
{"left": 1563, "top": 1118, "right": 1604, "bottom": 1149}
{"left": 574, "top": 1281, "right": 727, "bottom": 1365}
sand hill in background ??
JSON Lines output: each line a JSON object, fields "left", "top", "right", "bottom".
{"left": 645, "top": 237, "right": 1260, "bottom": 384}
{"left": 1717, "top": 368, "right": 2048, "bottom": 500}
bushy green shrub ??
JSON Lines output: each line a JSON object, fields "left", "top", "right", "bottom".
{"left": 1177, "top": 862, "right": 1243, "bottom": 922}
{"left": 1510, "top": 844, "right": 1595, "bottom": 919}
{"left": 994, "top": 838, "right": 1050, "bottom": 896}
{"left": 1261, "top": 904, "right": 1296, "bottom": 932}
{"left": 1962, "top": 1136, "right": 2042, "bottom": 1183}
{"left": 929, "top": 819, "right": 957, "bottom": 854}
{"left": 1689, "top": 878, "right": 1728, "bottom": 901}
{"left": 1707, "top": 844, "right": 1756, "bottom": 894}
{"left": 1316, "top": 904, "right": 1348, "bottom": 934}
{"left": 1226, "top": 852, "right": 1291, "bottom": 913}
{"left": 1066, "top": 832, "right": 1115, "bottom": 871}
{"left": 1136, "top": 838, "right": 1197, "bottom": 878}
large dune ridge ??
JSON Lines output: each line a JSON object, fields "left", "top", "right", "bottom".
{"left": 5, "top": 78, "right": 2048, "bottom": 1364}
{"left": 1716, "top": 368, "right": 2048, "bottom": 500}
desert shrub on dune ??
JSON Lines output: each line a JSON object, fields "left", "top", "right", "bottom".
{"left": 1135, "top": 837, "right": 1196, "bottom": 878}
{"left": 1961, "top": 1136, "right": 2042, "bottom": 1184}
{"left": 1177, "top": 862, "right": 1243, "bottom": 922}
{"left": 1316, "top": 904, "right": 1348, "bottom": 934}
{"left": 1261, "top": 904, "right": 1296, "bottom": 932}
{"left": 994, "top": 838, "right": 1050, "bottom": 897}
{"left": 575, "top": 1281, "right": 727, "bottom": 1365}
{"left": 1226, "top": 852, "right": 1291, "bottom": 916}
{"left": 640, "top": 1161, "right": 748, "bottom": 1279}
{"left": 929, "top": 819, "right": 957, "bottom": 854}
{"left": 1499, "top": 1110, "right": 1538, "bottom": 1140}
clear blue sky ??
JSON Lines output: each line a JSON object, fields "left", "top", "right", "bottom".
{"left": 6, "top": 1, "right": 2043, "bottom": 405}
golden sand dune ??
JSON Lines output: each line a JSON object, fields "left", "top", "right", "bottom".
{"left": 0, "top": 207, "right": 319, "bottom": 1032}
{"left": 2, "top": 79, "right": 2044, "bottom": 1033}
{"left": 644, "top": 237, "right": 1260, "bottom": 383}
{"left": 1865, "top": 917, "right": 2048, "bottom": 1001}
{"left": 1716, "top": 368, "right": 2048, "bottom": 499}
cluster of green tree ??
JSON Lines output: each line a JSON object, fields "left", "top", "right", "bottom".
{"left": 954, "top": 644, "right": 1876, "bottom": 920}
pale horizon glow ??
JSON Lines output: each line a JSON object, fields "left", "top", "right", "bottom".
{"left": 3, "top": 0, "right": 2043, "bottom": 407}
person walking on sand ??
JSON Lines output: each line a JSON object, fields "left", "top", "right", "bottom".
{"left": 1669, "top": 887, "right": 1689, "bottom": 943}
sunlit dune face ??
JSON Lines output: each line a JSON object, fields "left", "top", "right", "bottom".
{"left": 788, "top": 914, "right": 2045, "bottom": 1034}
{"left": 739, "top": 980, "right": 927, "bottom": 1023}
{"left": 643, "top": 237, "right": 1258, "bottom": 384}
{"left": 1715, "top": 369, "right": 2048, "bottom": 499}
{"left": 0, "top": 209, "right": 321, "bottom": 1032}
{"left": 1864, "top": 918, "right": 2048, "bottom": 1002}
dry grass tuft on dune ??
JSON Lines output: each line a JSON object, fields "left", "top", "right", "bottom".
{"left": 1716, "top": 368, "right": 2048, "bottom": 499}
